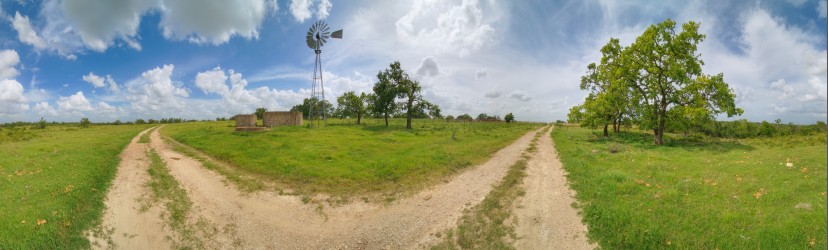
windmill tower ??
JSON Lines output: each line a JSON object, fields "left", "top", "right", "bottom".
{"left": 306, "top": 21, "right": 343, "bottom": 127}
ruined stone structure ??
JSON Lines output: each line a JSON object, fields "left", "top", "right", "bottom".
{"left": 263, "top": 111, "right": 303, "bottom": 127}
{"left": 234, "top": 114, "right": 257, "bottom": 127}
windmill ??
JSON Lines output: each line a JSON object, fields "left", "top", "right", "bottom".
{"left": 306, "top": 20, "right": 343, "bottom": 127}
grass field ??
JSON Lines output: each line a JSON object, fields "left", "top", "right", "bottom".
{"left": 0, "top": 124, "right": 150, "bottom": 249}
{"left": 552, "top": 125, "right": 827, "bottom": 248}
{"left": 161, "top": 118, "right": 541, "bottom": 197}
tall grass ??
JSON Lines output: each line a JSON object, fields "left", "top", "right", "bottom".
{"left": 0, "top": 124, "right": 150, "bottom": 249}
{"left": 552, "top": 125, "right": 826, "bottom": 248}
{"left": 161, "top": 118, "right": 541, "bottom": 197}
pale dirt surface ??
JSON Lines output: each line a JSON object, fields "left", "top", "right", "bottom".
{"left": 92, "top": 125, "right": 589, "bottom": 249}
{"left": 87, "top": 127, "right": 173, "bottom": 250}
{"left": 146, "top": 126, "right": 544, "bottom": 249}
{"left": 514, "top": 126, "right": 596, "bottom": 250}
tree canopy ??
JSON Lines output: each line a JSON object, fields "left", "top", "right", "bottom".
{"left": 336, "top": 91, "right": 368, "bottom": 125}
{"left": 569, "top": 19, "right": 742, "bottom": 145}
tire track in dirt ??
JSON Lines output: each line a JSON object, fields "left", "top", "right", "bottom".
{"left": 87, "top": 127, "right": 172, "bottom": 250}
{"left": 513, "top": 126, "right": 595, "bottom": 249}
{"left": 148, "top": 126, "right": 545, "bottom": 249}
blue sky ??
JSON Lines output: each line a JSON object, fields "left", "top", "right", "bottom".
{"left": 0, "top": 0, "right": 825, "bottom": 123}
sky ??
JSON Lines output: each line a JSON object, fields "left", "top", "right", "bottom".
{"left": 0, "top": 0, "right": 825, "bottom": 123}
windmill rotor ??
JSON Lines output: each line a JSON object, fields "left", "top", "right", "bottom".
{"left": 305, "top": 20, "right": 342, "bottom": 51}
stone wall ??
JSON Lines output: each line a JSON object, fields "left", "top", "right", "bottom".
{"left": 263, "top": 111, "right": 303, "bottom": 127}
{"left": 235, "top": 114, "right": 257, "bottom": 127}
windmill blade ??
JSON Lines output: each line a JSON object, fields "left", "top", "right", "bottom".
{"left": 331, "top": 29, "right": 343, "bottom": 39}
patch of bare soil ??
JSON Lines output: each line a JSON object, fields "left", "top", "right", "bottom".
{"left": 87, "top": 127, "right": 172, "bottom": 249}
{"left": 513, "top": 126, "right": 596, "bottom": 249}
{"left": 146, "top": 126, "right": 544, "bottom": 249}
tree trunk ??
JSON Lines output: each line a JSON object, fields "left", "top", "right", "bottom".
{"left": 406, "top": 96, "right": 414, "bottom": 129}
{"left": 654, "top": 129, "right": 663, "bottom": 145}
{"left": 384, "top": 113, "right": 389, "bottom": 126}
{"left": 357, "top": 113, "right": 362, "bottom": 125}
{"left": 603, "top": 124, "right": 609, "bottom": 138}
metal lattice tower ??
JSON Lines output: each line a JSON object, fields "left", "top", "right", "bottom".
{"left": 305, "top": 21, "right": 342, "bottom": 127}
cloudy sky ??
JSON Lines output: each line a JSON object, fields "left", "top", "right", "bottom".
{"left": 0, "top": 0, "right": 825, "bottom": 123}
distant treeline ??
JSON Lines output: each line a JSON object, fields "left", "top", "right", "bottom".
{"left": 1, "top": 117, "right": 201, "bottom": 128}
{"left": 664, "top": 119, "right": 828, "bottom": 138}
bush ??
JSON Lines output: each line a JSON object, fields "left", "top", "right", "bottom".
{"left": 80, "top": 118, "right": 91, "bottom": 128}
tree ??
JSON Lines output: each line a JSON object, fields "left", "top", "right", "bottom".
{"left": 504, "top": 113, "right": 515, "bottom": 123}
{"left": 336, "top": 91, "right": 368, "bottom": 125}
{"left": 445, "top": 115, "right": 455, "bottom": 122}
{"left": 36, "top": 117, "right": 46, "bottom": 129}
{"left": 575, "top": 19, "right": 741, "bottom": 144}
{"left": 395, "top": 68, "right": 423, "bottom": 129}
{"left": 372, "top": 62, "right": 403, "bottom": 126}
{"left": 136, "top": 119, "right": 146, "bottom": 124}
{"left": 291, "top": 97, "right": 332, "bottom": 120}
{"left": 578, "top": 38, "right": 631, "bottom": 137}
{"left": 80, "top": 118, "right": 91, "bottom": 128}
{"left": 456, "top": 114, "right": 473, "bottom": 122}
{"left": 567, "top": 105, "right": 584, "bottom": 123}
{"left": 255, "top": 107, "right": 267, "bottom": 119}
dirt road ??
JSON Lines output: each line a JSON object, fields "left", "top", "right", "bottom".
{"left": 91, "top": 126, "right": 546, "bottom": 249}
{"left": 514, "top": 127, "right": 596, "bottom": 249}
{"left": 88, "top": 127, "right": 172, "bottom": 249}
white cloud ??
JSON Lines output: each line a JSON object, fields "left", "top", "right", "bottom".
{"left": 57, "top": 91, "right": 93, "bottom": 113}
{"left": 819, "top": 0, "right": 827, "bottom": 18}
{"left": 0, "top": 50, "right": 20, "bottom": 79}
{"left": 193, "top": 67, "right": 310, "bottom": 115}
{"left": 60, "top": 0, "right": 157, "bottom": 51}
{"left": 415, "top": 56, "right": 440, "bottom": 77}
{"left": 266, "top": 0, "right": 279, "bottom": 13}
{"left": 769, "top": 79, "right": 795, "bottom": 99}
{"left": 395, "top": 0, "right": 498, "bottom": 57}
{"left": 33, "top": 101, "right": 58, "bottom": 116}
{"left": 17, "top": 0, "right": 277, "bottom": 57}
{"left": 159, "top": 0, "right": 267, "bottom": 45}
{"left": 316, "top": 0, "right": 332, "bottom": 19}
{"left": 125, "top": 64, "right": 190, "bottom": 115}
{"left": 12, "top": 12, "right": 47, "bottom": 50}
{"left": 82, "top": 72, "right": 120, "bottom": 92}
{"left": 82, "top": 72, "right": 106, "bottom": 88}
{"left": 95, "top": 101, "right": 123, "bottom": 117}
{"left": 508, "top": 90, "right": 531, "bottom": 102}
{"left": 0, "top": 79, "right": 30, "bottom": 114}
{"left": 290, "top": 0, "right": 313, "bottom": 22}
{"left": 195, "top": 67, "right": 230, "bottom": 94}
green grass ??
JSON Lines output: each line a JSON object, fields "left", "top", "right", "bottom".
{"left": 552, "top": 125, "right": 827, "bottom": 249}
{"left": 161, "top": 118, "right": 541, "bottom": 197}
{"left": 0, "top": 124, "right": 151, "bottom": 249}
{"left": 138, "top": 129, "right": 153, "bottom": 143}
{"left": 433, "top": 126, "right": 547, "bottom": 249}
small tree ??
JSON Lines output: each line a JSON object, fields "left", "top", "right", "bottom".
{"left": 36, "top": 117, "right": 47, "bottom": 129}
{"left": 136, "top": 119, "right": 146, "bottom": 124}
{"left": 80, "top": 118, "right": 91, "bottom": 128}
{"left": 504, "top": 113, "right": 515, "bottom": 123}
{"left": 372, "top": 62, "right": 405, "bottom": 126}
{"left": 336, "top": 91, "right": 368, "bottom": 125}
{"left": 255, "top": 107, "right": 267, "bottom": 119}
{"left": 445, "top": 115, "right": 455, "bottom": 122}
